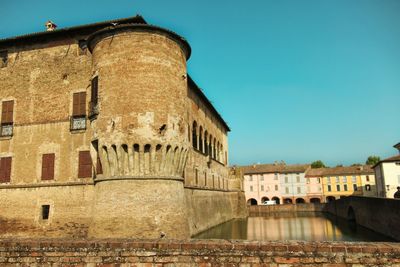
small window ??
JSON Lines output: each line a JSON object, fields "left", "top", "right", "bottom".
{"left": 342, "top": 176, "right": 347, "bottom": 183}
{"left": 42, "top": 205, "right": 50, "bottom": 220}
{"left": 78, "top": 151, "right": 92, "bottom": 178}
{"left": 0, "top": 157, "right": 12, "bottom": 183}
{"left": 0, "top": 51, "right": 7, "bottom": 68}
{"left": 366, "top": 175, "right": 370, "bottom": 182}
{"left": 335, "top": 176, "right": 340, "bottom": 183}
{"left": 274, "top": 173, "right": 278, "bottom": 180}
{"left": 365, "top": 184, "right": 371, "bottom": 191}
{"left": 336, "top": 184, "right": 340, "bottom": 191}
{"left": 285, "top": 176, "right": 288, "bottom": 183}
{"left": 297, "top": 187, "right": 301, "bottom": 194}
{"left": 352, "top": 176, "right": 357, "bottom": 183}
{"left": 195, "top": 169, "right": 199, "bottom": 185}
{"left": 249, "top": 175, "right": 253, "bottom": 181}
{"left": 285, "top": 187, "right": 289, "bottom": 194}
{"left": 41, "top": 153, "right": 55, "bottom": 180}
{"left": 250, "top": 185, "right": 253, "bottom": 192}
{"left": 1, "top": 100, "right": 14, "bottom": 137}
{"left": 353, "top": 184, "right": 358, "bottom": 191}
{"left": 275, "top": 185, "right": 278, "bottom": 191}
{"left": 344, "top": 184, "right": 348, "bottom": 191}
{"left": 89, "top": 76, "right": 99, "bottom": 118}
{"left": 260, "top": 174, "right": 264, "bottom": 181}
{"left": 328, "top": 185, "right": 332, "bottom": 192}
{"left": 296, "top": 176, "right": 300, "bottom": 183}
{"left": 327, "top": 177, "right": 331, "bottom": 184}
{"left": 261, "top": 185, "right": 264, "bottom": 191}
{"left": 71, "top": 92, "right": 86, "bottom": 131}
{"left": 78, "top": 40, "right": 87, "bottom": 55}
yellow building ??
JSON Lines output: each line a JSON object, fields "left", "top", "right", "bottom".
{"left": 320, "top": 165, "right": 374, "bottom": 202}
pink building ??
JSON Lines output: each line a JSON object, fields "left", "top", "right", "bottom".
{"left": 305, "top": 168, "right": 324, "bottom": 203}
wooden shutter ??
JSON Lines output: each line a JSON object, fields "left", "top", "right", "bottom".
{"left": 0, "top": 157, "right": 12, "bottom": 183}
{"left": 1, "top": 101, "right": 14, "bottom": 123}
{"left": 78, "top": 151, "right": 92, "bottom": 178}
{"left": 91, "top": 76, "right": 98, "bottom": 105}
{"left": 72, "top": 92, "right": 86, "bottom": 116}
{"left": 42, "top": 154, "right": 55, "bottom": 180}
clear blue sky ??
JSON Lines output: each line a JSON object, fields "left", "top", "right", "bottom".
{"left": 1, "top": 0, "right": 400, "bottom": 167}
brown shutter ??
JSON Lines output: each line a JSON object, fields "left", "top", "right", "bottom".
{"left": 1, "top": 101, "right": 14, "bottom": 123}
{"left": 0, "top": 157, "right": 12, "bottom": 183}
{"left": 42, "top": 154, "right": 55, "bottom": 180}
{"left": 96, "top": 156, "right": 103, "bottom": 174}
{"left": 73, "top": 92, "right": 86, "bottom": 116}
{"left": 78, "top": 151, "right": 92, "bottom": 178}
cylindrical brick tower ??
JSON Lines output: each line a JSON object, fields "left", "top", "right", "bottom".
{"left": 86, "top": 24, "right": 191, "bottom": 238}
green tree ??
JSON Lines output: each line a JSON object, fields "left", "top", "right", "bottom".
{"left": 365, "top": 156, "right": 380, "bottom": 166}
{"left": 311, "top": 160, "right": 326, "bottom": 168}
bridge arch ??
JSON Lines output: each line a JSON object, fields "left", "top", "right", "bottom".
{"left": 347, "top": 206, "right": 356, "bottom": 223}
{"left": 283, "top": 198, "right": 292, "bottom": 204}
{"left": 326, "top": 196, "right": 336, "bottom": 203}
{"left": 296, "top": 198, "right": 305, "bottom": 204}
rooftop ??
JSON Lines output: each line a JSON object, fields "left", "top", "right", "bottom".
{"left": 241, "top": 163, "right": 310, "bottom": 175}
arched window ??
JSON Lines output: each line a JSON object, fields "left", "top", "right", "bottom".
{"left": 209, "top": 135, "right": 213, "bottom": 158}
{"left": 213, "top": 139, "right": 216, "bottom": 159}
{"left": 204, "top": 131, "right": 208, "bottom": 155}
{"left": 199, "top": 127, "right": 203, "bottom": 153}
{"left": 216, "top": 141, "right": 220, "bottom": 161}
{"left": 192, "top": 121, "right": 198, "bottom": 149}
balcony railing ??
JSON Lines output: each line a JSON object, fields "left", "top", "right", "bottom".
{"left": 70, "top": 116, "right": 86, "bottom": 131}
{"left": 0, "top": 123, "right": 13, "bottom": 137}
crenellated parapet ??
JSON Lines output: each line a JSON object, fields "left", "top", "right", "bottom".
{"left": 96, "top": 143, "right": 189, "bottom": 179}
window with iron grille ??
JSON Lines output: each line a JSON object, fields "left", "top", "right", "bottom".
{"left": 71, "top": 92, "right": 86, "bottom": 131}
{"left": 1, "top": 100, "right": 14, "bottom": 137}
{"left": 78, "top": 151, "right": 92, "bottom": 178}
{"left": 41, "top": 153, "right": 55, "bottom": 180}
{"left": 0, "top": 157, "right": 12, "bottom": 183}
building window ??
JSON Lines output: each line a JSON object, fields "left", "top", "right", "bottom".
{"left": 336, "top": 184, "right": 340, "bottom": 191}
{"left": 366, "top": 175, "right": 370, "bottom": 182}
{"left": 250, "top": 185, "right": 253, "bottom": 192}
{"left": 71, "top": 92, "right": 87, "bottom": 131}
{"left": 328, "top": 185, "right": 332, "bottom": 192}
{"left": 260, "top": 174, "right": 264, "bottom": 181}
{"left": 275, "top": 185, "right": 278, "bottom": 191}
{"left": 41, "top": 205, "right": 50, "bottom": 220}
{"left": 78, "top": 151, "right": 92, "bottom": 178}
{"left": 342, "top": 176, "right": 347, "bottom": 183}
{"left": 285, "top": 176, "right": 288, "bottom": 183}
{"left": 335, "top": 176, "right": 340, "bottom": 183}
{"left": 297, "top": 187, "right": 301, "bottom": 194}
{"left": 89, "top": 76, "right": 99, "bottom": 118}
{"left": 317, "top": 178, "right": 321, "bottom": 184}
{"left": 192, "top": 122, "right": 198, "bottom": 149}
{"left": 285, "top": 187, "right": 289, "bottom": 194}
{"left": 353, "top": 184, "right": 358, "bottom": 191}
{"left": 195, "top": 169, "right": 199, "bottom": 185}
{"left": 365, "top": 184, "right": 371, "bottom": 191}
{"left": 296, "top": 176, "right": 300, "bottom": 183}
{"left": 344, "top": 184, "right": 348, "bottom": 191}
{"left": 327, "top": 177, "right": 331, "bottom": 184}
{"left": 1, "top": 100, "right": 14, "bottom": 137}
{"left": 0, "top": 157, "right": 12, "bottom": 183}
{"left": 352, "top": 176, "right": 357, "bottom": 183}
{"left": 0, "top": 50, "right": 7, "bottom": 68}
{"left": 274, "top": 173, "right": 278, "bottom": 180}
{"left": 41, "top": 153, "right": 55, "bottom": 180}
{"left": 261, "top": 185, "right": 264, "bottom": 191}
{"left": 249, "top": 175, "right": 253, "bottom": 181}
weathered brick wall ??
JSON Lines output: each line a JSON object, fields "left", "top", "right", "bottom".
{"left": 0, "top": 238, "right": 399, "bottom": 266}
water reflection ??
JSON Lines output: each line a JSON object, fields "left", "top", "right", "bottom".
{"left": 194, "top": 212, "right": 393, "bottom": 242}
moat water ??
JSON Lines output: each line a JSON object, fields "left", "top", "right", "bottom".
{"left": 194, "top": 212, "right": 394, "bottom": 242}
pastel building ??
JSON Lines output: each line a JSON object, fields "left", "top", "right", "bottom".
{"left": 321, "top": 165, "right": 374, "bottom": 202}
{"left": 373, "top": 143, "right": 400, "bottom": 198}
{"left": 242, "top": 163, "right": 310, "bottom": 205}
{"left": 305, "top": 168, "right": 324, "bottom": 203}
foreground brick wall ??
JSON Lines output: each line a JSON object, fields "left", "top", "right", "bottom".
{"left": 0, "top": 238, "right": 399, "bottom": 266}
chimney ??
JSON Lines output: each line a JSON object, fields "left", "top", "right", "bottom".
{"left": 45, "top": 20, "right": 57, "bottom": 31}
